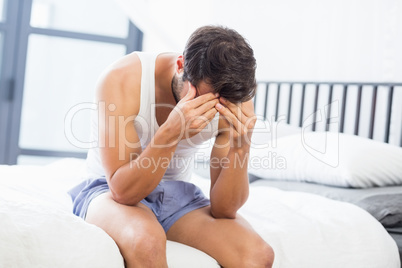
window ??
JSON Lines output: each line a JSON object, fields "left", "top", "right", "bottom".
{"left": 0, "top": 0, "right": 142, "bottom": 164}
{"left": 30, "top": 0, "right": 129, "bottom": 37}
{"left": 0, "top": 0, "right": 6, "bottom": 22}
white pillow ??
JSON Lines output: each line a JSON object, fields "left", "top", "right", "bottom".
{"left": 248, "top": 131, "right": 402, "bottom": 188}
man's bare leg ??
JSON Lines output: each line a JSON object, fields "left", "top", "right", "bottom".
{"left": 85, "top": 192, "right": 168, "bottom": 268}
{"left": 167, "top": 206, "right": 274, "bottom": 268}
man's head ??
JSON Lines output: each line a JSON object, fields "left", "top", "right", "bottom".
{"left": 182, "top": 25, "right": 257, "bottom": 103}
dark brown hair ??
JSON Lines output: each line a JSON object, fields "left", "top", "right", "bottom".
{"left": 183, "top": 25, "right": 257, "bottom": 103}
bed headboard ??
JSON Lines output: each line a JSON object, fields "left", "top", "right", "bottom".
{"left": 253, "top": 82, "right": 402, "bottom": 147}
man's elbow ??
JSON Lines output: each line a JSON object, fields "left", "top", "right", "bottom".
{"left": 110, "top": 188, "right": 141, "bottom": 206}
{"left": 108, "top": 174, "right": 142, "bottom": 206}
{"left": 210, "top": 206, "right": 237, "bottom": 219}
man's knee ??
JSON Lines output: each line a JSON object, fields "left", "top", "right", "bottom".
{"left": 122, "top": 224, "right": 167, "bottom": 267}
{"left": 240, "top": 239, "right": 275, "bottom": 268}
{"left": 259, "top": 243, "right": 275, "bottom": 268}
{"left": 131, "top": 230, "right": 166, "bottom": 256}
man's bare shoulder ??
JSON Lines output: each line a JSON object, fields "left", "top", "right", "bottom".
{"left": 100, "top": 52, "right": 142, "bottom": 90}
{"left": 96, "top": 52, "right": 142, "bottom": 114}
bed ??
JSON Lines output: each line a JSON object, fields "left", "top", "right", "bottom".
{"left": 1, "top": 81, "right": 401, "bottom": 268}
{"left": 248, "top": 81, "right": 402, "bottom": 264}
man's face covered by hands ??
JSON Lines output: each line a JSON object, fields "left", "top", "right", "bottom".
{"left": 169, "top": 79, "right": 256, "bottom": 149}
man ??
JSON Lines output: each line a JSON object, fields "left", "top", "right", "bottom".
{"left": 69, "top": 25, "right": 274, "bottom": 267}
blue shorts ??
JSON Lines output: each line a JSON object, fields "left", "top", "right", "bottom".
{"left": 68, "top": 178, "right": 210, "bottom": 233}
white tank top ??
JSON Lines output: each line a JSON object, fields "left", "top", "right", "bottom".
{"left": 85, "top": 52, "right": 219, "bottom": 182}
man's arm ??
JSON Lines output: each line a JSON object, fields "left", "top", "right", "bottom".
{"left": 97, "top": 58, "right": 178, "bottom": 205}
{"left": 98, "top": 69, "right": 218, "bottom": 205}
{"left": 209, "top": 99, "right": 256, "bottom": 219}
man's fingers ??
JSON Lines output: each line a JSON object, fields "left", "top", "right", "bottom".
{"left": 189, "top": 91, "right": 219, "bottom": 108}
{"left": 239, "top": 100, "right": 255, "bottom": 117}
{"left": 219, "top": 97, "right": 247, "bottom": 125}
{"left": 196, "top": 108, "right": 218, "bottom": 130}
{"left": 185, "top": 108, "right": 217, "bottom": 139}
{"left": 194, "top": 98, "right": 219, "bottom": 115}
{"left": 215, "top": 103, "right": 244, "bottom": 134}
{"left": 181, "top": 82, "right": 219, "bottom": 109}
{"left": 203, "top": 107, "right": 218, "bottom": 121}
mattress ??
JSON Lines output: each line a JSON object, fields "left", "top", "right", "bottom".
{"left": 388, "top": 228, "right": 402, "bottom": 263}
{"left": 249, "top": 175, "right": 402, "bottom": 264}
{"left": 0, "top": 158, "right": 400, "bottom": 268}
{"left": 194, "top": 162, "right": 402, "bottom": 266}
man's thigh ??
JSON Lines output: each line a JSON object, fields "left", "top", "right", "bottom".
{"left": 166, "top": 206, "right": 271, "bottom": 267}
{"left": 85, "top": 192, "right": 167, "bottom": 260}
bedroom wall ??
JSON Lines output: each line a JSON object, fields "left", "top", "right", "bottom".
{"left": 115, "top": 0, "right": 402, "bottom": 83}
{"left": 115, "top": 0, "right": 402, "bottom": 146}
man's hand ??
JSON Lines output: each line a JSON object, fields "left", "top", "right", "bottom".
{"left": 164, "top": 82, "right": 219, "bottom": 141}
{"left": 215, "top": 97, "right": 256, "bottom": 149}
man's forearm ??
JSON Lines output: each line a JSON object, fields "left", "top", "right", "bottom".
{"left": 210, "top": 147, "right": 250, "bottom": 219}
{"left": 108, "top": 124, "right": 179, "bottom": 205}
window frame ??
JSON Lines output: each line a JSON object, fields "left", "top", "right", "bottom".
{"left": 0, "top": 0, "right": 143, "bottom": 164}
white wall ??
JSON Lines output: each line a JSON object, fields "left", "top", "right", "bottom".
{"left": 115, "top": 0, "right": 402, "bottom": 82}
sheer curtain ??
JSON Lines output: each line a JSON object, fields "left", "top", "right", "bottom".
{"left": 115, "top": 0, "right": 402, "bottom": 82}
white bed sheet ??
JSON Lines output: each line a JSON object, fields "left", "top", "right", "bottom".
{"left": 0, "top": 158, "right": 400, "bottom": 268}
